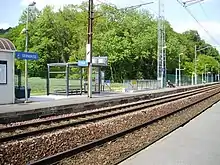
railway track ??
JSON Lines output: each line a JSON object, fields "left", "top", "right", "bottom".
{"left": 0, "top": 84, "right": 218, "bottom": 143}
{"left": 29, "top": 85, "right": 220, "bottom": 165}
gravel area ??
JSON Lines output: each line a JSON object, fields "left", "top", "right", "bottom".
{"left": 0, "top": 90, "right": 198, "bottom": 138}
{"left": 0, "top": 88, "right": 219, "bottom": 165}
{"left": 59, "top": 92, "right": 220, "bottom": 165}
{"left": 2, "top": 103, "right": 128, "bottom": 127}
{"left": 0, "top": 88, "right": 212, "bottom": 139}
{"left": 0, "top": 124, "right": 6, "bottom": 128}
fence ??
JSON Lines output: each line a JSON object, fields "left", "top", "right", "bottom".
{"left": 167, "top": 73, "right": 217, "bottom": 87}
{"left": 123, "top": 79, "right": 161, "bottom": 92}
{"left": 14, "top": 73, "right": 218, "bottom": 95}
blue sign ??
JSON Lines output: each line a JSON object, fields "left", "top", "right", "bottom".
{"left": 105, "top": 80, "right": 110, "bottom": 84}
{"left": 78, "top": 60, "right": 88, "bottom": 67}
{"left": 15, "top": 52, "right": 39, "bottom": 60}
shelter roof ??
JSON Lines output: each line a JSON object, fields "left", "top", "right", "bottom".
{"left": 0, "top": 38, "right": 16, "bottom": 51}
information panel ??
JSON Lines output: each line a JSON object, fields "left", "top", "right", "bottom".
{"left": 0, "top": 61, "right": 7, "bottom": 84}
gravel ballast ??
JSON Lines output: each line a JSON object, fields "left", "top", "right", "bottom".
{"left": 59, "top": 92, "right": 220, "bottom": 165}
{"left": 0, "top": 88, "right": 219, "bottom": 165}
{"left": 0, "top": 88, "right": 206, "bottom": 138}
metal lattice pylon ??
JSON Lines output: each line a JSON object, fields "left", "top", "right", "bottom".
{"left": 157, "top": 0, "right": 166, "bottom": 88}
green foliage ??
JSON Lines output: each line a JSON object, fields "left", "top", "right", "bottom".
{"left": 3, "top": 3, "right": 220, "bottom": 82}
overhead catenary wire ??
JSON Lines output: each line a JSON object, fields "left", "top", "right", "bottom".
{"left": 95, "top": 0, "right": 154, "bottom": 10}
{"left": 177, "top": 0, "right": 220, "bottom": 46}
{"left": 93, "top": 1, "right": 154, "bottom": 19}
{"left": 199, "top": 2, "right": 209, "bottom": 20}
{"left": 182, "top": 0, "right": 204, "bottom": 7}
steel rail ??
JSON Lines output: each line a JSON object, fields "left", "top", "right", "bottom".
{"left": 0, "top": 85, "right": 218, "bottom": 143}
{"left": 114, "top": 93, "right": 220, "bottom": 165}
{"left": 1, "top": 84, "right": 216, "bottom": 133}
{"left": 28, "top": 87, "right": 220, "bottom": 165}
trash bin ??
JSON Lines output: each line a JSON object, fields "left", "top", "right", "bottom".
{"left": 15, "top": 86, "right": 31, "bottom": 99}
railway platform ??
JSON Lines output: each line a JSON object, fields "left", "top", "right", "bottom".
{"left": 119, "top": 101, "right": 220, "bottom": 165}
{"left": 0, "top": 83, "right": 215, "bottom": 123}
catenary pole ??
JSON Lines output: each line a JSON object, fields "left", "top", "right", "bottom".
{"left": 87, "top": 0, "right": 94, "bottom": 98}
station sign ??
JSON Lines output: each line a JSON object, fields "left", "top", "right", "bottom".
{"left": 15, "top": 51, "right": 39, "bottom": 60}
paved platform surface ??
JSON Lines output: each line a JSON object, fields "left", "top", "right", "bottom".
{"left": 0, "top": 83, "right": 215, "bottom": 124}
{"left": 120, "top": 101, "right": 220, "bottom": 165}
{"left": 0, "top": 88, "right": 175, "bottom": 114}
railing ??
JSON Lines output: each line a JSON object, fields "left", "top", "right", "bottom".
{"left": 123, "top": 79, "right": 161, "bottom": 92}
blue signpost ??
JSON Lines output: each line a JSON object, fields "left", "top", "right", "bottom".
{"left": 15, "top": 51, "right": 39, "bottom": 102}
{"left": 15, "top": 51, "right": 39, "bottom": 60}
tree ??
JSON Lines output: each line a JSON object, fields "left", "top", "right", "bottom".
{"left": 2, "top": 2, "right": 219, "bottom": 80}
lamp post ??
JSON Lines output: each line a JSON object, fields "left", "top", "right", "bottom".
{"left": 205, "top": 64, "right": 208, "bottom": 83}
{"left": 218, "top": 62, "right": 220, "bottom": 81}
{"left": 179, "top": 53, "right": 183, "bottom": 86}
{"left": 194, "top": 45, "right": 215, "bottom": 85}
{"left": 194, "top": 45, "right": 197, "bottom": 85}
{"left": 161, "top": 46, "right": 167, "bottom": 88}
{"left": 24, "top": 1, "right": 36, "bottom": 102}
{"left": 87, "top": 0, "right": 94, "bottom": 98}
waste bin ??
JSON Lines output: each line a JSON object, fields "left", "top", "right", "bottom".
{"left": 15, "top": 86, "right": 31, "bottom": 99}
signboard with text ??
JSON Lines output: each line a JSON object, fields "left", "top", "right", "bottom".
{"left": 15, "top": 52, "right": 39, "bottom": 60}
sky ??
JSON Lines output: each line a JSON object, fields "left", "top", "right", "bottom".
{"left": 0, "top": 0, "right": 220, "bottom": 49}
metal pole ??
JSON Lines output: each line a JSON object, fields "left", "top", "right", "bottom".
{"left": 46, "top": 64, "right": 50, "bottom": 95}
{"left": 162, "top": 3, "right": 166, "bottom": 85}
{"left": 98, "top": 67, "right": 101, "bottom": 93}
{"left": 218, "top": 63, "right": 220, "bottom": 81}
{"left": 161, "top": 47, "right": 164, "bottom": 88}
{"left": 24, "top": 6, "right": 29, "bottom": 102}
{"left": 87, "top": 0, "right": 93, "bottom": 98}
{"left": 207, "top": 73, "right": 208, "bottom": 83}
{"left": 175, "top": 68, "right": 177, "bottom": 86}
{"left": 157, "top": 0, "right": 161, "bottom": 81}
{"left": 194, "top": 45, "right": 197, "bottom": 85}
{"left": 211, "top": 73, "right": 213, "bottom": 83}
{"left": 205, "top": 65, "right": 207, "bottom": 83}
{"left": 202, "top": 72, "right": 203, "bottom": 84}
{"left": 179, "top": 53, "right": 181, "bottom": 86}
{"left": 80, "top": 67, "right": 83, "bottom": 95}
{"left": 66, "top": 64, "right": 69, "bottom": 96}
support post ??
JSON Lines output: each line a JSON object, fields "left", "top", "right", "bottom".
{"left": 80, "top": 67, "right": 83, "bottom": 95}
{"left": 207, "top": 73, "right": 208, "bottom": 83}
{"left": 66, "top": 64, "right": 69, "bottom": 96}
{"left": 24, "top": 1, "right": 36, "bottom": 102}
{"left": 194, "top": 45, "right": 197, "bottom": 85}
{"left": 161, "top": 48, "right": 164, "bottom": 88}
{"left": 47, "top": 64, "right": 50, "bottom": 96}
{"left": 24, "top": 7, "right": 29, "bottom": 102}
{"left": 87, "top": 0, "right": 94, "bottom": 98}
{"left": 179, "top": 53, "right": 181, "bottom": 86}
{"left": 202, "top": 72, "right": 204, "bottom": 84}
{"left": 157, "top": 0, "right": 161, "bottom": 81}
{"left": 98, "top": 67, "right": 101, "bottom": 93}
{"left": 175, "top": 68, "right": 177, "bottom": 86}
{"left": 218, "top": 63, "right": 220, "bottom": 81}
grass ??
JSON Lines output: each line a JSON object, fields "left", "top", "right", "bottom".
{"left": 15, "top": 77, "right": 124, "bottom": 95}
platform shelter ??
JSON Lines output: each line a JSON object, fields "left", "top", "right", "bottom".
{"left": 0, "top": 38, "right": 16, "bottom": 104}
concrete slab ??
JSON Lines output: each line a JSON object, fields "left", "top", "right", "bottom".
{"left": 119, "top": 101, "right": 220, "bottom": 165}
{"left": 0, "top": 88, "right": 172, "bottom": 114}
